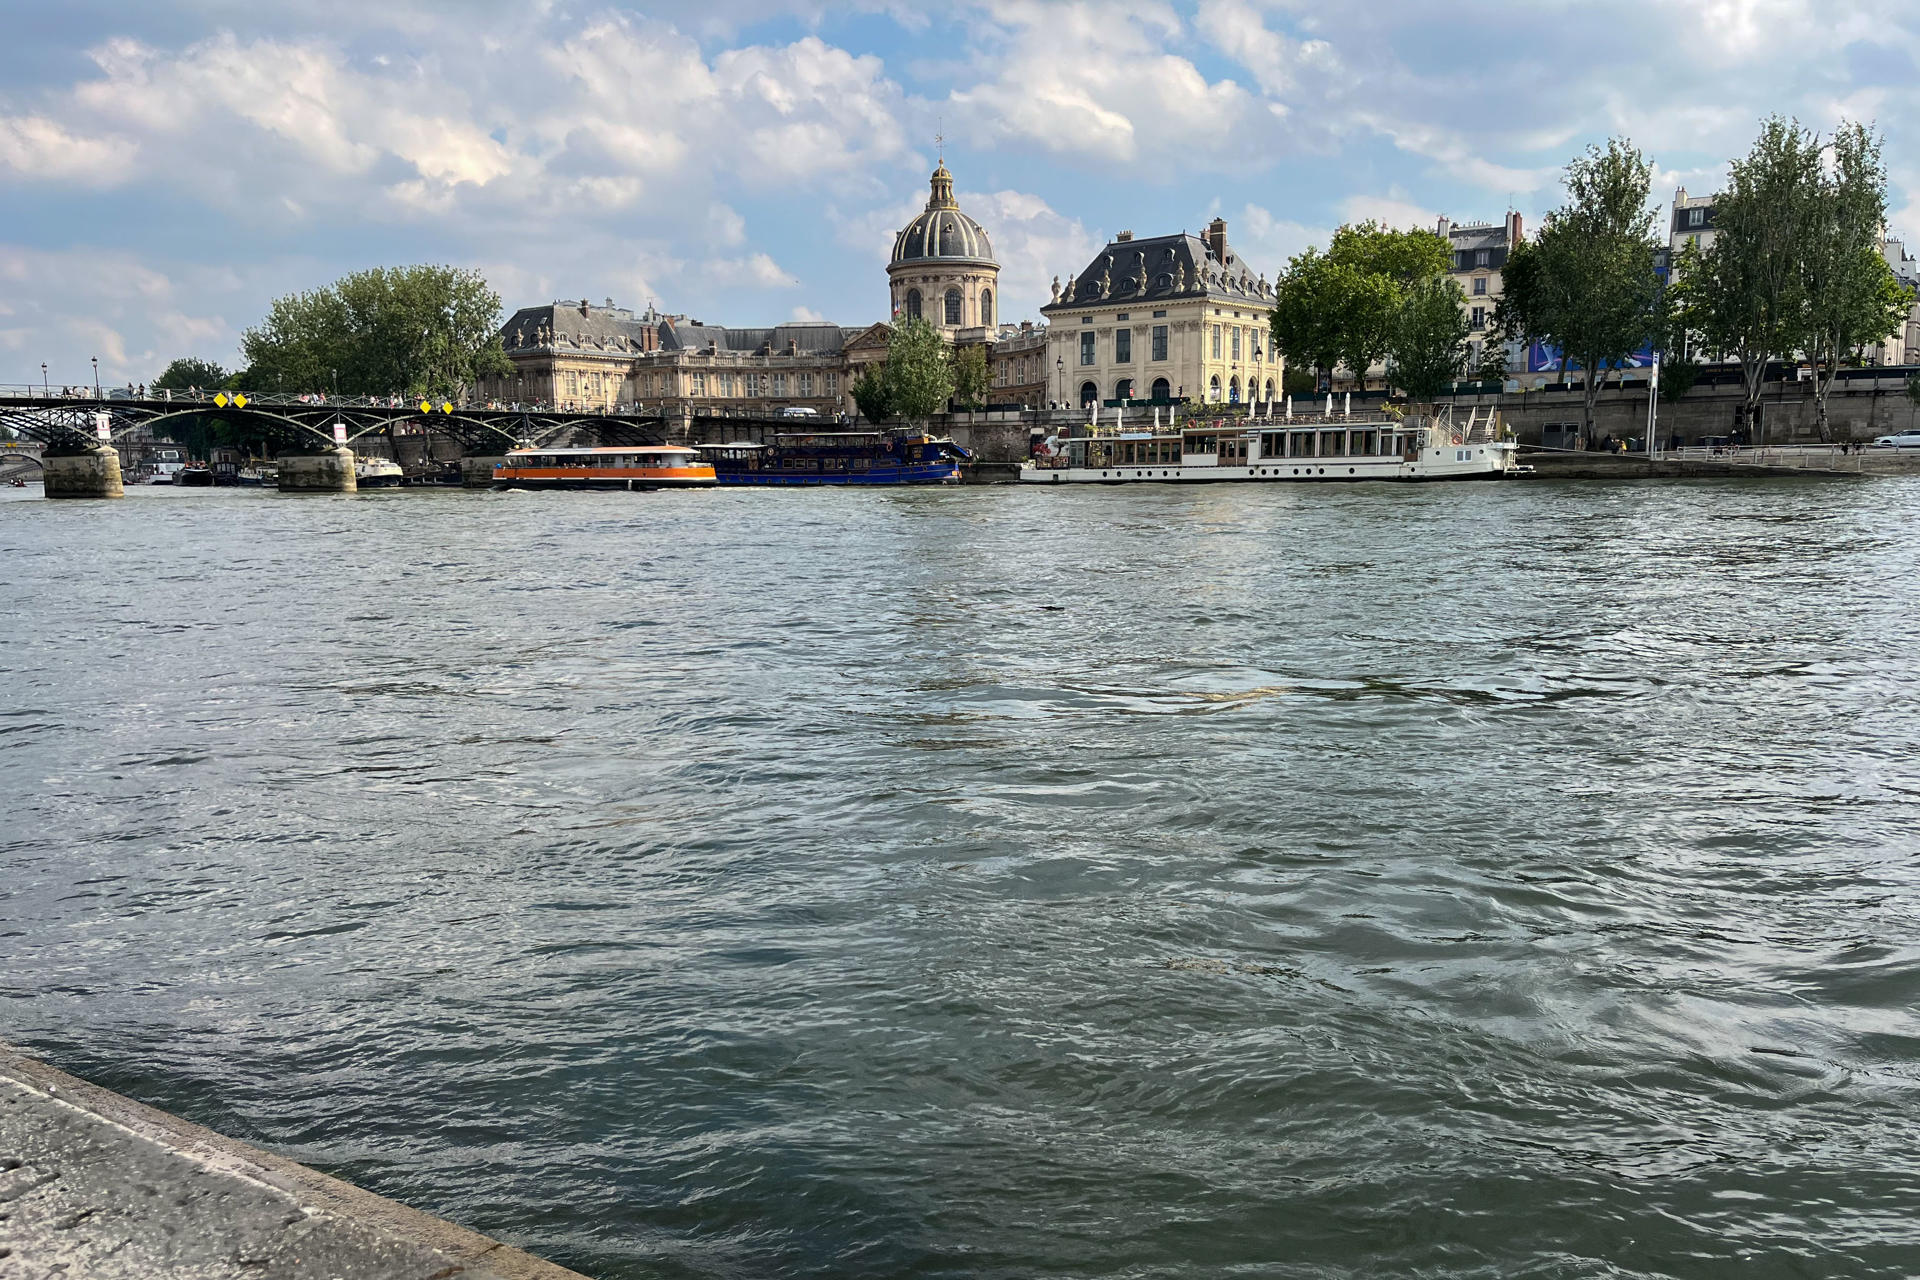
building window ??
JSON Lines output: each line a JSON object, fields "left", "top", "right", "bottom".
{"left": 824, "top": 373, "right": 838, "bottom": 397}
{"left": 797, "top": 373, "right": 813, "bottom": 397}
{"left": 1115, "top": 378, "right": 1133, "bottom": 399}
{"left": 772, "top": 373, "right": 788, "bottom": 397}
{"left": 1688, "top": 207, "right": 1705, "bottom": 227}
{"left": 1473, "top": 277, "right": 1487, "bottom": 295}
{"left": 1212, "top": 325, "right": 1222, "bottom": 359}
{"left": 1209, "top": 374, "right": 1221, "bottom": 401}
{"left": 1475, "top": 249, "right": 1490, "bottom": 267}
{"left": 1151, "top": 377, "right": 1170, "bottom": 400}
{"left": 1152, "top": 309, "right": 1166, "bottom": 318}
{"left": 980, "top": 289, "right": 992, "bottom": 326}
{"left": 1232, "top": 328, "right": 1242, "bottom": 361}
{"left": 1080, "top": 380, "right": 1098, "bottom": 405}
{"left": 906, "top": 289, "right": 921, "bottom": 320}
{"left": 1152, "top": 325, "right": 1168, "bottom": 361}
{"left": 1471, "top": 307, "right": 1486, "bottom": 330}
{"left": 945, "top": 288, "right": 962, "bottom": 325}
{"left": 690, "top": 372, "right": 706, "bottom": 397}
{"left": 1081, "top": 331, "right": 1096, "bottom": 365}
{"left": 1115, "top": 328, "right": 1132, "bottom": 363}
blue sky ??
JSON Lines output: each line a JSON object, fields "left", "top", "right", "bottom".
{"left": 6, "top": 0, "right": 1920, "bottom": 386}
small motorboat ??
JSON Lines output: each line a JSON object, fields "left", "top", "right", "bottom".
{"left": 354, "top": 456, "right": 405, "bottom": 488}
{"left": 176, "top": 462, "right": 215, "bottom": 487}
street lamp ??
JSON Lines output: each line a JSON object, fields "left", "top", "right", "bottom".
{"left": 1055, "top": 356, "right": 1063, "bottom": 409}
{"left": 41, "top": 363, "right": 48, "bottom": 396}
{"left": 91, "top": 356, "right": 99, "bottom": 400}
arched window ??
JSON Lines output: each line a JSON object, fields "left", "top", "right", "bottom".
{"left": 1265, "top": 379, "right": 1276, "bottom": 401}
{"left": 1151, "top": 377, "right": 1171, "bottom": 402}
{"left": 1209, "top": 375, "right": 1222, "bottom": 402}
{"left": 905, "top": 289, "right": 921, "bottom": 320}
{"left": 945, "top": 288, "right": 963, "bottom": 326}
{"left": 980, "top": 288, "right": 992, "bottom": 327}
{"left": 1229, "top": 377, "right": 1242, "bottom": 403}
{"left": 1079, "top": 381, "right": 1098, "bottom": 406}
{"left": 1115, "top": 378, "right": 1134, "bottom": 400}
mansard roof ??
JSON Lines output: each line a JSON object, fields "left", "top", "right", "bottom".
{"left": 502, "top": 301, "right": 659, "bottom": 353}
{"left": 1042, "top": 231, "right": 1273, "bottom": 313}
{"left": 655, "top": 319, "right": 858, "bottom": 356}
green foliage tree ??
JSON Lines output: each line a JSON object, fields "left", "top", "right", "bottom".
{"left": 880, "top": 316, "right": 953, "bottom": 426}
{"left": 949, "top": 343, "right": 991, "bottom": 410}
{"left": 1498, "top": 137, "right": 1665, "bottom": 446}
{"left": 1270, "top": 223, "right": 1451, "bottom": 394}
{"left": 1471, "top": 339, "right": 1510, "bottom": 388}
{"left": 1657, "top": 357, "right": 1700, "bottom": 404}
{"left": 240, "top": 265, "right": 511, "bottom": 401}
{"left": 851, "top": 362, "right": 894, "bottom": 424}
{"left": 1800, "top": 122, "right": 1910, "bottom": 440}
{"left": 153, "top": 357, "right": 228, "bottom": 391}
{"left": 1389, "top": 275, "right": 1471, "bottom": 402}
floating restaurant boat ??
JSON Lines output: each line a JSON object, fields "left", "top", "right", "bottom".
{"left": 1023, "top": 406, "right": 1516, "bottom": 484}
{"left": 695, "top": 431, "right": 967, "bottom": 485}
{"left": 354, "top": 456, "right": 405, "bottom": 489}
{"left": 492, "top": 445, "right": 716, "bottom": 490}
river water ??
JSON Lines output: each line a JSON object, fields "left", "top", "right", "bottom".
{"left": 3, "top": 478, "right": 1919, "bottom": 1279}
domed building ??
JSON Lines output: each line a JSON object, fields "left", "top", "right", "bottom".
{"left": 888, "top": 163, "right": 999, "bottom": 335}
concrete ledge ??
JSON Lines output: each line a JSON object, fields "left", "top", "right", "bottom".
{"left": 277, "top": 448, "right": 358, "bottom": 493}
{"left": 0, "top": 1042, "right": 588, "bottom": 1279}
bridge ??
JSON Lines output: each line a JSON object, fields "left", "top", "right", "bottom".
{"left": 0, "top": 386, "right": 703, "bottom": 497}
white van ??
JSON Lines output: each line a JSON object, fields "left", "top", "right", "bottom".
{"left": 779, "top": 406, "right": 819, "bottom": 419}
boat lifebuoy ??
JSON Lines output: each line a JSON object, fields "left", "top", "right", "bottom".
{"left": 881, "top": 438, "right": 893, "bottom": 452}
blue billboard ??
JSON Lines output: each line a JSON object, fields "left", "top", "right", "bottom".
{"left": 1524, "top": 341, "right": 1657, "bottom": 374}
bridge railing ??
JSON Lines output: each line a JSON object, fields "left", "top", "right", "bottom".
{"left": 0, "top": 385, "right": 666, "bottom": 417}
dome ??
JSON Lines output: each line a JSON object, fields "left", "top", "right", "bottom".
{"left": 890, "top": 164, "right": 996, "bottom": 267}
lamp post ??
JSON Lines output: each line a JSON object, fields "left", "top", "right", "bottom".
{"left": 1055, "top": 356, "right": 1063, "bottom": 410}
{"left": 91, "top": 356, "right": 100, "bottom": 400}
{"left": 41, "top": 363, "right": 48, "bottom": 396}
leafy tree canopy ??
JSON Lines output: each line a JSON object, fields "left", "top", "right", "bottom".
{"left": 1498, "top": 137, "right": 1664, "bottom": 444}
{"left": 1389, "top": 275, "right": 1471, "bottom": 402}
{"left": 852, "top": 362, "right": 893, "bottom": 424}
{"left": 239, "top": 265, "right": 512, "bottom": 400}
{"left": 948, "top": 343, "right": 991, "bottom": 410}
{"left": 1270, "top": 222, "right": 1451, "bottom": 390}
{"left": 154, "top": 357, "right": 228, "bottom": 390}
{"left": 880, "top": 317, "right": 953, "bottom": 424}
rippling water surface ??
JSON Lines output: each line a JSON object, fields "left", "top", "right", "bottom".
{"left": 4, "top": 478, "right": 1920, "bottom": 1278}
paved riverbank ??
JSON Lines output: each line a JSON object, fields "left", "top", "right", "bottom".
{"left": 0, "top": 1043, "right": 587, "bottom": 1280}
{"left": 1520, "top": 446, "right": 1920, "bottom": 479}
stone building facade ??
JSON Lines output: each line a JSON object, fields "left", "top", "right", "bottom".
{"left": 1437, "top": 212, "right": 1523, "bottom": 374}
{"left": 483, "top": 300, "right": 662, "bottom": 410}
{"left": 629, "top": 319, "right": 852, "bottom": 418}
{"left": 1042, "top": 218, "right": 1278, "bottom": 406}
{"left": 988, "top": 322, "right": 1051, "bottom": 407}
{"left": 889, "top": 163, "right": 999, "bottom": 339}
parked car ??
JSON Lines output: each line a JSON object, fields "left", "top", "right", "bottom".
{"left": 1870, "top": 429, "right": 1920, "bottom": 448}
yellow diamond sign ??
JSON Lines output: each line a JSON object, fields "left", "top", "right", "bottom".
{"left": 418, "top": 400, "right": 432, "bottom": 413}
{"left": 213, "top": 392, "right": 229, "bottom": 407}
{"left": 232, "top": 393, "right": 248, "bottom": 408}
{"left": 441, "top": 402, "right": 453, "bottom": 414}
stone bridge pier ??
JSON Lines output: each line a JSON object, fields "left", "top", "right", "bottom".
{"left": 42, "top": 447, "right": 124, "bottom": 499}
{"left": 277, "top": 448, "right": 357, "bottom": 493}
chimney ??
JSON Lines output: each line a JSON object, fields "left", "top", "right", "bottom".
{"left": 1116, "top": 229, "right": 1133, "bottom": 242}
{"left": 1506, "top": 210, "right": 1523, "bottom": 246}
{"left": 1206, "top": 217, "right": 1228, "bottom": 265}
{"left": 578, "top": 299, "right": 590, "bottom": 317}
{"left": 1436, "top": 216, "right": 1451, "bottom": 239}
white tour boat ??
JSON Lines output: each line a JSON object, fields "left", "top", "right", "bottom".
{"left": 354, "top": 455, "right": 405, "bottom": 488}
{"left": 1023, "top": 405, "right": 1517, "bottom": 485}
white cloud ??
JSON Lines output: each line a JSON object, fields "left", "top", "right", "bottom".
{"left": 1340, "top": 192, "right": 1442, "bottom": 232}
{"left": 0, "top": 116, "right": 138, "bottom": 184}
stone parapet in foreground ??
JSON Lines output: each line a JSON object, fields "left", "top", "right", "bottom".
{"left": 0, "top": 1042, "right": 587, "bottom": 1280}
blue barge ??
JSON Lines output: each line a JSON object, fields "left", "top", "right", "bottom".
{"left": 696, "top": 432, "right": 967, "bottom": 485}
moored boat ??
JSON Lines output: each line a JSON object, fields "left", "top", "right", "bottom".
{"left": 492, "top": 445, "right": 715, "bottom": 490}
{"left": 1022, "top": 406, "right": 1515, "bottom": 484}
{"left": 354, "top": 456, "right": 405, "bottom": 488}
{"left": 696, "top": 431, "right": 966, "bottom": 485}
{"left": 176, "top": 461, "right": 215, "bottom": 487}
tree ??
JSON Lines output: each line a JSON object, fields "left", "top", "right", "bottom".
{"left": 240, "top": 265, "right": 511, "bottom": 400}
{"left": 852, "top": 363, "right": 894, "bottom": 424}
{"left": 1471, "top": 339, "right": 1510, "bottom": 388}
{"left": 1800, "top": 122, "right": 1910, "bottom": 440}
{"left": 949, "top": 343, "right": 991, "bottom": 410}
{"left": 879, "top": 316, "right": 952, "bottom": 427}
{"left": 1270, "top": 224, "right": 1451, "bottom": 394}
{"left": 1389, "top": 275, "right": 1471, "bottom": 402}
{"left": 1269, "top": 247, "right": 1346, "bottom": 389}
{"left": 1498, "top": 138, "right": 1665, "bottom": 446}
{"left": 154, "top": 357, "right": 228, "bottom": 391}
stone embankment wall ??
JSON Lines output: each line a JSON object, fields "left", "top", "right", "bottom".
{"left": 1477, "top": 377, "right": 1920, "bottom": 445}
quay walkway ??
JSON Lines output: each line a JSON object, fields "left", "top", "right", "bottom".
{"left": 1522, "top": 444, "right": 1920, "bottom": 479}
{"left": 0, "top": 1042, "right": 586, "bottom": 1280}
